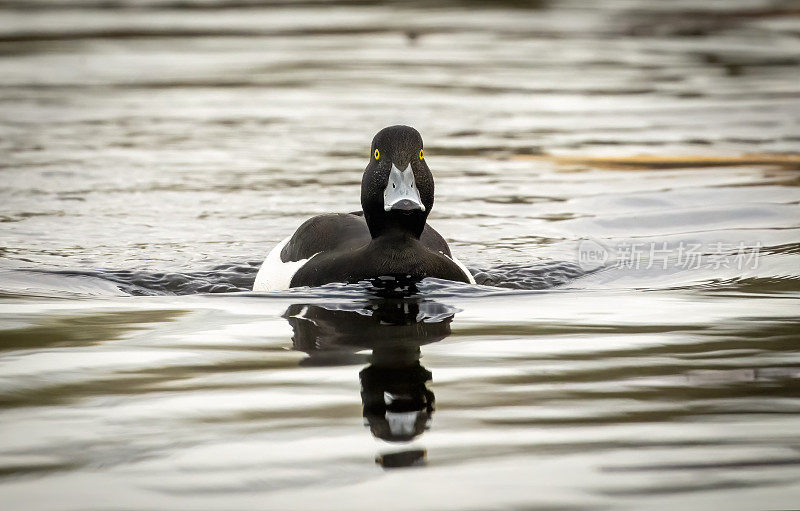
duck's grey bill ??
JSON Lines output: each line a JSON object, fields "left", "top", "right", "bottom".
{"left": 383, "top": 164, "right": 425, "bottom": 212}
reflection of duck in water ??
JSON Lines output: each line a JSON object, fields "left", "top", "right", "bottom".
{"left": 283, "top": 291, "right": 457, "bottom": 453}
{"left": 360, "top": 346, "right": 434, "bottom": 443}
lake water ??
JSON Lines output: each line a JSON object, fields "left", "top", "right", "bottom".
{"left": 1, "top": 0, "right": 800, "bottom": 509}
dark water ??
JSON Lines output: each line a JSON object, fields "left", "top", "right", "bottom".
{"left": 1, "top": 0, "right": 800, "bottom": 509}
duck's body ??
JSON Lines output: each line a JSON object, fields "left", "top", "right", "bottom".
{"left": 253, "top": 212, "right": 473, "bottom": 291}
{"left": 253, "top": 126, "right": 474, "bottom": 291}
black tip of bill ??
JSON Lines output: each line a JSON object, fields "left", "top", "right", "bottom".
{"left": 390, "top": 198, "right": 423, "bottom": 212}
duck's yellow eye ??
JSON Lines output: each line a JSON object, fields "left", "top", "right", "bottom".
{"left": 374, "top": 148, "right": 380, "bottom": 160}
{"left": 419, "top": 149, "right": 424, "bottom": 159}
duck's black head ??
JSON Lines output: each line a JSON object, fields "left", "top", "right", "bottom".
{"left": 361, "top": 125, "right": 433, "bottom": 239}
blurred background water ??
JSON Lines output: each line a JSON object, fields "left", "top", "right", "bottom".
{"left": 1, "top": 0, "right": 799, "bottom": 509}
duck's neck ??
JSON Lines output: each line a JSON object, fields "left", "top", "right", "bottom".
{"left": 364, "top": 208, "right": 427, "bottom": 240}
{"left": 369, "top": 229, "right": 419, "bottom": 250}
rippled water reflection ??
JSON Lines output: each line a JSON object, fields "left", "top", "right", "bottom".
{"left": 1, "top": 0, "right": 800, "bottom": 509}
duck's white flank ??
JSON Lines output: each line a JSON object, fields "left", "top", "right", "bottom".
{"left": 253, "top": 235, "right": 317, "bottom": 292}
{"left": 447, "top": 253, "right": 476, "bottom": 285}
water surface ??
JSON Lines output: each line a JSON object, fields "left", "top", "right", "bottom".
{"left": 1, "top": 0, "right": 800, "bottom": 509}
